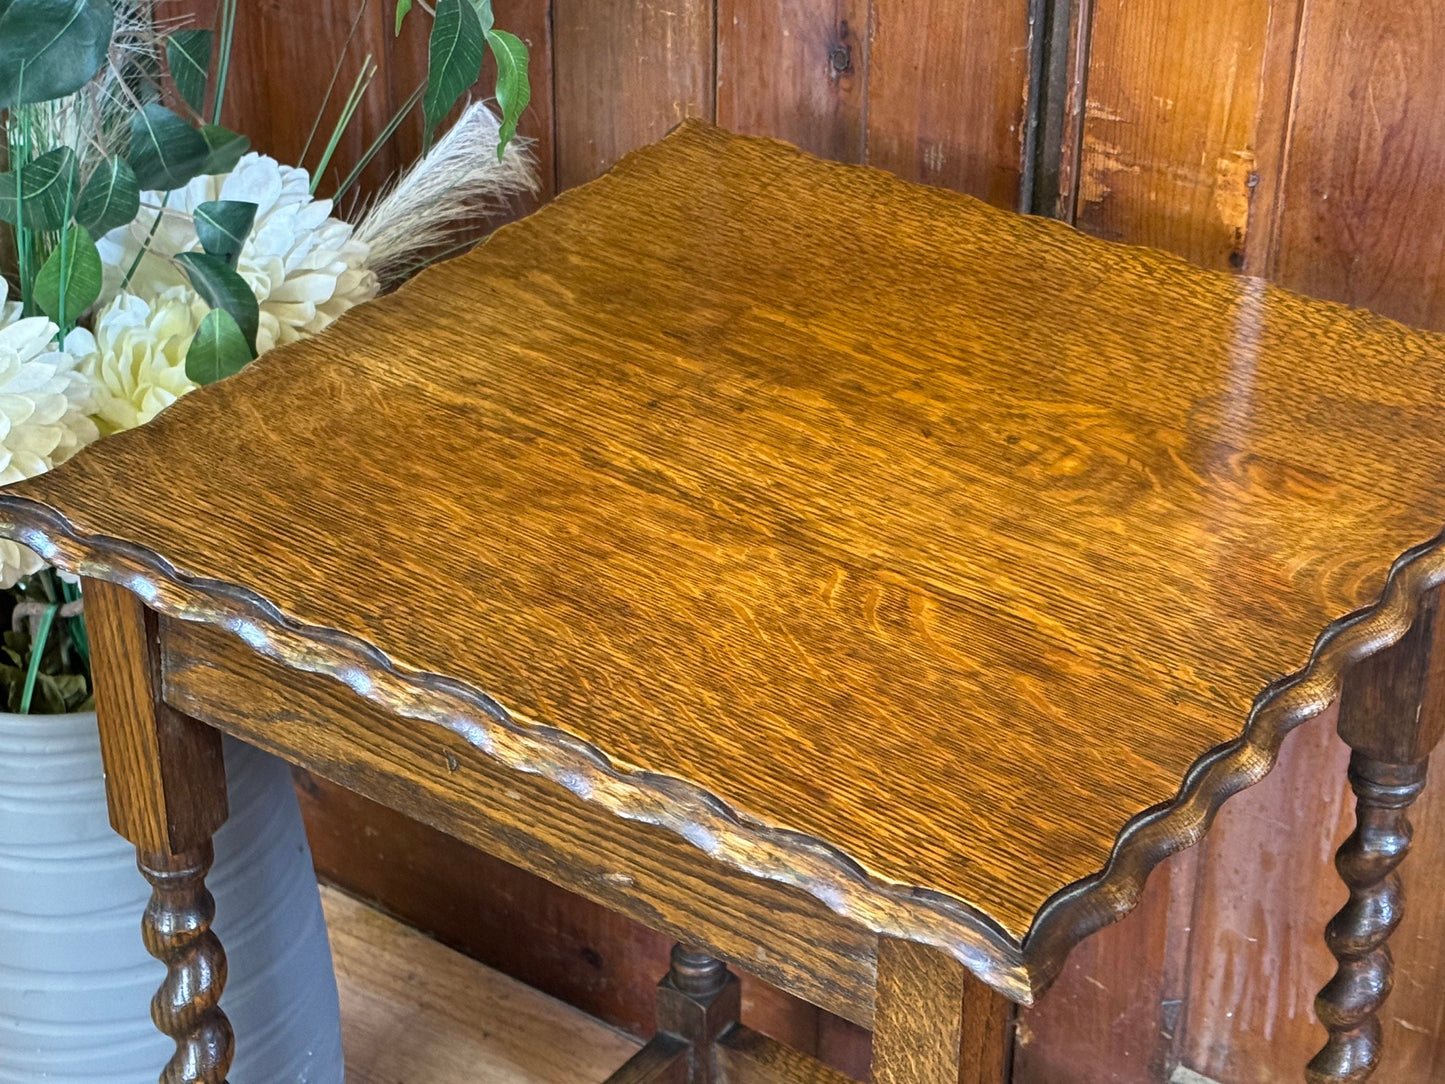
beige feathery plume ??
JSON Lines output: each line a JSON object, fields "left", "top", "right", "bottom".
{"left": 353, "top": 102, "right": 539, "bottom": 285}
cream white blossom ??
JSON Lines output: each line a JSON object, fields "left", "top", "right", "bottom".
{"left": 0, "top": 281, "right": 102, "bottom": 587}
{"left": 97, "top": 153, "right": 378, "bottom": 354}
{"left": 73, "top": 288, "right": 205, "bottom": 435}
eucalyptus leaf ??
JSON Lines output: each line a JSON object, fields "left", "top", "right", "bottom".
{"left": 175, "top": 250, "right": 259, "bottom": 352}
{"left": 200, "top": 124, "right": 250, "bottom": 174}
{"left": 166, "top": 28, "right": 214, "bottom": 116}
{"left": 130, "top": 103, "right": 210, "bottom": 191}
{"left": 484, "top": 28, "right": 529, "bottom": 157}
{"left": 33, "top": 224, "right": 102, "bottom": 331}
{"left": 193, "top": 199, "right": 256, "bottom": 267}
{"left": 185, "top": 307, "right": 254, "bottom": 385}
{"left": 0, "top": 0, "right": 114, "bottom": 111}
{"left": 394, "top": 0, "right": 411, "bottom": 35}
{"left": 422, "top": 0, "right": 486, "bottom": 145}
{"left": 75, "top": 156, "right": 140, "bottom": 235}
{"left": 0, "top": 148, "right": 79, "bottom": 231}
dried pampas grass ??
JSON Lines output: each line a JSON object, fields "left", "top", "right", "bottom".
{"left": 353, "top": 102, "right": 539, "bottom": 285}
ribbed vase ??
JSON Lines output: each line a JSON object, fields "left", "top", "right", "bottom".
{"left": 0, "top": 712, "right": 345, "bottom": 1083}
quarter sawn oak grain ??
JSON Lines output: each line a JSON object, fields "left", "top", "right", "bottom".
{"left": 5, "top": 122, "right": 1445, "bottom": 1000}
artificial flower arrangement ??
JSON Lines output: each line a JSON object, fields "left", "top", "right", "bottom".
{"left": 0, "top": 0, "right": 537, "bottom": 712}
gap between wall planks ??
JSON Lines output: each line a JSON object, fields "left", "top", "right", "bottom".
{"left": 159, "top": 3, "right": 1445, "bottom": 1081}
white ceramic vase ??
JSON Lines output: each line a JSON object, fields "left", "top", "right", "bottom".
{"left": 0, "top": 710, "right": 345, "bottom": 1083}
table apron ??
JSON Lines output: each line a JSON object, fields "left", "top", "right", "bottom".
{"left": 157, "top": 615, "right": 879, "bottom": 1029}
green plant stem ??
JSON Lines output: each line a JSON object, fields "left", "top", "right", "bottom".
{"left": 19, "top": 603, "right": 59, "bottom": 714}
{"left": 300, "top": 0, "right": 373, "bottom": 167}
{"left": 311, "top": 56, "right": 377, "bottom": 195}
{"left": 333, "top": 80, "right": 425, "bottom": 201}
{"left": 119, "top": 209, "right": 165, "bottom": 291}
{"left": 55, "top": 185, "right": 76, "bottom": 337}
{"left": 210, "top": 0, "right": 240, "bottom": 124}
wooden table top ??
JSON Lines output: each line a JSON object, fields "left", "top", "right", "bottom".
{"left": 8, "top": 121, "right": 1445, "bottom": 999}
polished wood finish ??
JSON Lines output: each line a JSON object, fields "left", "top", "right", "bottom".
{"left": 8, "top": 122, "right": 1445, "bottom": 1011}
{"left": 83, "top": 576, "right": 234, "bottom": 1084}
{"left": 161, "top": 615, "right": 878, "bottom": 1029}
{"left": 1307, "top": 756, "right": 1428, "bottom": 1084}
{"left": 84, "top": 577, "right": 227, "bottom": 854}
{"left": 138, "top": 844, "right": 233, "bottom": 1084}
{"left": 154, "top": 3, "right": 1445, "bottom": 1078}
{"left": 1307, "top": 587, "right": 1445, "bottom": 1082}
{"left": 872, "top": 939, "right": 1012, "bottom": 1084}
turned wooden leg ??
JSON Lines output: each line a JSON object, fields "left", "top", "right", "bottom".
{"left": 872, "top": 938, "right": 1013, "bottom": 1084}
{"left": 85, "top": 578, "right": 233, "bottom": 1084}
{"left": 1306, "top": 756, "right": 1426, "bottom": 1084}
{"left": 1308, "top": 588, "right": 1445, "bottom": 1083}
{"left": 604, "top": 944, "right": 740, "bottom": 1084}
{"left": 139, "top": 844, "right": 234, "bottom": 1084}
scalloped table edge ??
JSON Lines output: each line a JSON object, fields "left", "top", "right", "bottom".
{"left": 4, "top": 495, "right": 1441, "bottom": 1005}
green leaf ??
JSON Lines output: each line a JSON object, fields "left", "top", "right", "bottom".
{"left": 0, "top": 147, "right": 79, "bottom": 231}
{"left": 484, "top": 28, "right": 529, "bottom": 157}
{"left": 74, "top": 156, "right": 140, "bottom": 235}
{"left": 193, "top": 199, "right": 255, "bottom": 267}
{"left": 175, "top": 250, "right": 259, "bottom": 352}
{"left": 0, "top": 0, "right": 114, "bottom": 111}
{"left": 167, "top": 28, "right": 214, "bottom": 116}
{"left": 200, "top": 124, "right": 250, "bottom": 174}
{"left": 394, "top": 0, "right": 411, "bottom": 35}
{"left": 130, "top": 103, "right": 210, "bottom": 191}
{"left": 469, "top": 0, "right": 493, "bottom": 32}
{"left": 33, "top": 224, "right": 102, "bottom": 326}
{"left": 185, "top": 307, "right": 254, "bottom": 384}
{"left": 422, "top": 0, "right": 486, "bottom": 145}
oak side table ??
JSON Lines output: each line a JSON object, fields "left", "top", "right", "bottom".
{"left": 4, "top": 121, "right": 1443, "bottom": 1084}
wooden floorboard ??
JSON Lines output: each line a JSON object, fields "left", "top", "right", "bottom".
{"left": 323, "top": 886, "right": 642, "bottom": 1083}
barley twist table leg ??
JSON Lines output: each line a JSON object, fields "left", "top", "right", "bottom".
{"left": 1305, "top": 755, "right": 1427, "bottom": 1084}
{"left": 138, "top": 843, "right": 234, "bottom": 1084}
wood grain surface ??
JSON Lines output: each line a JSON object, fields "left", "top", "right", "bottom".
{"left": 715, "top": 0, "right": 867, "bottom": 164}
{"left": 323, "top": 887, "right": 643, "bottom": 1083}
{"left": 552, "top": 0, "right": 715, "bottom": 190}
{"left": 7, "top": 123, "right": 1445, "bottom": 1000}
{"left": 872, "top": 939, "right": 1011, "bottom": 1084}
{"left": 84, "top": 576, "right": 227, "bottom": 854}
{"left": 865, "top": 0, "right": 1032, "bottom": 206}
{"left": 161, "top": 615, "right": 878, "bottom": 1030}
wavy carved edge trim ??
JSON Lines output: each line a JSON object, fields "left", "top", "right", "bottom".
{"left": 5, "top": 496, "right": 1443, "bottom": 1005}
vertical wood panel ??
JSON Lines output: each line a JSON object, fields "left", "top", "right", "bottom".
{"left": 1012, "top": 848, "right": 1198, "bottom": 1084}
{"left": 552, "top": 0, "right": 715, "bottom": 190}
{"left": 1270, "top": 0, "right": 1445, "bottom": 329}
{"left": 1072, "top": 0, "right": 1299, "bottom": 271}
{"left": 715, "top": 0, "right": 868, "bottom": 163}
{"left": 865, "top": 0, "right": 1032, "bottom": 206}
{"left": 1178, "top": 713, "right": 1353, "bottom": 1082}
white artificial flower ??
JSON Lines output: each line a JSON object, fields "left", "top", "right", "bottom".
{"left": 74, "top": 287, "right": 206, "bottom": 435}
{"left": 96, "top": 153, "right": 378, "bottom": 355}
{"left": 0, "top": 281, "right": 102, "bottom": 587}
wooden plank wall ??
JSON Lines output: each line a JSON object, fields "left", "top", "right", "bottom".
{"left": 175, "top": 2, "right": 1445, "bottom": 1080}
